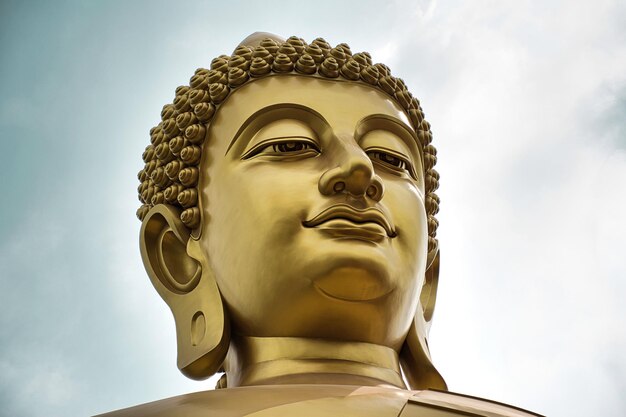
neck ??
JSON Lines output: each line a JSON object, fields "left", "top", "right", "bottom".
{"left": 223, "top": 335, "right": 405, "bottom": 389}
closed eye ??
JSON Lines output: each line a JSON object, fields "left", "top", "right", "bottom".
{"left": 272, "top": 141, "right": 317, "bottom": 153}
{"left": 366, "top": 149, "right": 417, "bottom": 179}
{"left": 368, "top": 151, "right": 408, "bottom": 169}
{"left": 242, "top": 137, "right": 320, "bottom": 159}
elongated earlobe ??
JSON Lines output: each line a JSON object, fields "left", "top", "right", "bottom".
{"left": 140, "top": 204, "right": 229, "bottom": 379}
{"left": 400, "top": 250, "right": 447, "bottom": 390}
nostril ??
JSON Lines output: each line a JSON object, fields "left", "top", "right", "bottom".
{"left": 366, "top": 186, "right": 377, "bottom": 198}
{"left": 333, "top": 181, "right": 345, "bottom": 192}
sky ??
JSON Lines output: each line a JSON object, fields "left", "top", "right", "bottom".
{"left": 0, "top": 0, "right": 624, "bottom": 416}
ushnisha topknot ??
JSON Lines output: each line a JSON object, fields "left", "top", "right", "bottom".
{"left": 137, "top": 34, "right": 440, "bottom": 253}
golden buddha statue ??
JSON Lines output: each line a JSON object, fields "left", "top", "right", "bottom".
{"left": 101, "top": 33, "right": 542, "bottom": 416}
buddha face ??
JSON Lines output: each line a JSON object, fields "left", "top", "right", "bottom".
{"left": 198, "top": 76, "right": 427, "bottom": 351}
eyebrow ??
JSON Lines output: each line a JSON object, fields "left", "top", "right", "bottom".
{"left": 225, "top": 103, "right": 328, "bottom": 155}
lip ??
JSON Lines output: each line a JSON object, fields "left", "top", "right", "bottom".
{"left": 303, "top": 204, "right": 397, "bottom": 238}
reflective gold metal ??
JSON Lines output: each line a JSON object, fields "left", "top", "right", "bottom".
{"left": 101, "top": 33, "right": 543, "bottom": 416}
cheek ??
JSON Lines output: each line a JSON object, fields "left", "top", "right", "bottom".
{"left": 388, "top": 182, "right": 428, "bottom": 248}
{"left": 200, "top": 161, "right": 322, "bottom": 322}
{"left": 202, "top": 162, "right": 318, "bottom": 274}
{"left": 225, "top": 162, "right": 319, "bottom": 219}
{"left": 384, "top": 181, "right": 428, "bottom": 290}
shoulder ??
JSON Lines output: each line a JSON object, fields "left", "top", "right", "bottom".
{"left": 95, "top": 385, "right": 543, "bottom": 417}
{"left": 402, "top": 389, "right": 544, "bottom": 417}
{"left": 95, "top": 385, "right": 381, "bottom": 417}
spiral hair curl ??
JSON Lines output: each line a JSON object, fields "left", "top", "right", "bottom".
{"left": 137, "top": 36, "right": 440, "bottom": 253}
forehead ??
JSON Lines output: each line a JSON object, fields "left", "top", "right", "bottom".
{"left": 206, "top": 75, "right": 412, "bottom": 150}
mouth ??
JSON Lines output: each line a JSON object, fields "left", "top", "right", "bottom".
{"left": 302, "top": 204, "right": 397, "bottom": 239}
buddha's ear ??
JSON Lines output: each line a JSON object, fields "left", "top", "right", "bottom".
{"left": 421, "top": 249, "right": 441, "bottom": 328}
{"left": 140, "top": 204, "right": 229, "bottom": 380}
{"left": 399, "top": 250, "right": 447, "bottom": 390}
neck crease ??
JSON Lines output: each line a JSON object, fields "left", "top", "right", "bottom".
{"left": 224, "top": 335, "right": 405, "bottom": 389}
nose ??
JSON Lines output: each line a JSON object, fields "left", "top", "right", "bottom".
{"left": 318, "top": 143, "right": 384, "bottom": 201}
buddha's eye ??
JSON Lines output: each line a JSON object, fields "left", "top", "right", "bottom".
{"left": 367, "top": 149, "right": 414, "bottom": 175}
{"left": 272, "top": 141, "right": 315, "bottom": 153}
{"left": 368, "top": 151, "right": 408, "bottom": 170}
{"left": 242, "top": 138, "right": 320, "bottom": 160}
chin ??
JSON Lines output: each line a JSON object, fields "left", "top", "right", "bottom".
{"left": 303, "top": 241, "right": 410, "bottom": 299}
{"left": 313, "top": 265, "right": 393, "bottom": 302}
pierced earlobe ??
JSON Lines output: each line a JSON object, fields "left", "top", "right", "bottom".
{"left": 400, "top": 250, "right": 447, "bottom": 390}
{"left": 140, "top": 204, "right": 230, "bottom": 380}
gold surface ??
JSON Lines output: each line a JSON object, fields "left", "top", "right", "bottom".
{"left": 97, "top": 385, "right": 541, "bottom": 417}
{"left": 113, "top": 33, "right": 542, "bottom": 416}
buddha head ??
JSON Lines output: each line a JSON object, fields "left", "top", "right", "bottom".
{"left": 136, "top": 33, "right": 444, "bottom": 390}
